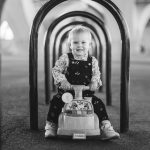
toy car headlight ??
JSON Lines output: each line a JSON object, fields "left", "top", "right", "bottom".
{"left": 62, "top": 92, "right": 73, "bottom": 103}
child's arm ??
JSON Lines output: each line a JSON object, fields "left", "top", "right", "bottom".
{"left": 52, "top": 54, "right": 71, "bottom": 89}
{"left": 90, "top": 56, "right": 102, "bottom": 91}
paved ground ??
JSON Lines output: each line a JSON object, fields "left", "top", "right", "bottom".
{"left": 1, "top": 55, "right": 150, "bottom": 150}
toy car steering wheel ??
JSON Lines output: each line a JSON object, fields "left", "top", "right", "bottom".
{"left": 62, "top": 85, "right": 89, "bottom": 103}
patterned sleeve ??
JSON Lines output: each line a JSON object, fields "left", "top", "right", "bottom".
{"left": 91, "top": 56, "right": 102, "bottom": 87}
{"left": 52, "top": 54, "right": 69, "bottom": 85}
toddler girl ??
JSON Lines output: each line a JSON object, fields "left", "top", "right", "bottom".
{"left": 45, "top": 25, "right": 120, "bottom": 140}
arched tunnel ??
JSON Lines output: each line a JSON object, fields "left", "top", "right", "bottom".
{"left": 1, "top": 0, "right": 150, "bottom": 150}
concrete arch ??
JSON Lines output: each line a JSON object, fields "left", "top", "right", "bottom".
{"left": 138, "top": 4, "right": 150, "bottom": 41}
{"left": 21, "top": 0, "right": 36, "bottom": 28}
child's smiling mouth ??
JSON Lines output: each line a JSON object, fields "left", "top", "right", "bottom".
{"left": 76, "top": 48, "right": 84, "bottom": 51}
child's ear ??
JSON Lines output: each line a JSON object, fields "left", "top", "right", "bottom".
{"left": 66, "top": 42, "right": 71, "bottom": 52}
{"left": 69, "top": 43, "right": 72, "bottom": 49}
{"left": 67, "top": 42, "right": 71, "bottom": 48}
{"left": 89, "top": 42, "right": 92, "bottom": 49}
{"left": 88, "top": 43, "right": 92, "bottom": 55}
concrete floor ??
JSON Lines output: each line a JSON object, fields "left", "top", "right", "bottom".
{"left": 1, "top": 54, "right": 150, "bottom": 150}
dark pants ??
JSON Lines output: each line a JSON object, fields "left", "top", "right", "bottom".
{"left": 47, "top": 92, "right": 109, "bottom": 124}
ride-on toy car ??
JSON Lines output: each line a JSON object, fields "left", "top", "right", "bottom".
{"left": 57, "top": 85, "right": 100, "bottom": 139}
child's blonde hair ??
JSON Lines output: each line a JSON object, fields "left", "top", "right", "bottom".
{"left": 67, "top": 25, "right": 92, "bottom": 44}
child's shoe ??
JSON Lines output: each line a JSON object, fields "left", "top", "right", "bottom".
{"left": 45, "top": 121, "right": 57, "bottom": 138}
{"left": 100, "top": 120, "right": 120, "bottom": 140}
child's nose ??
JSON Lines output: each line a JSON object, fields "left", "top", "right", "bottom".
{"left": 78, "top": 42, "right": 82, "bottom": 46}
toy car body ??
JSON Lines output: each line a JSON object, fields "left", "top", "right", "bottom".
{"left": 57, "top": 85, "right": 100, "bottom": 139}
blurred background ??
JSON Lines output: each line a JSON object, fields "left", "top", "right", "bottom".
{"left": 0, "top": 0, "right": 150, "bottom": 60}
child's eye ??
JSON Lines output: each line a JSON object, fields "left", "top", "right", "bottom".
{"left": 73, "top": 42, "right": 78, "bottom": 44}
{"left": 82, "top": 42, "right": 86, "bottom": 44}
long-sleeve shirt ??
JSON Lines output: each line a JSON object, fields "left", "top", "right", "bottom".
{"left": 52, "top": 53, "right": 102, "bottom": 88}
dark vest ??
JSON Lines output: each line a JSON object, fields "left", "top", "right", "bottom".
{"left": 58, "top": 53, "right": 94, "bottom": 97}
{"left": 65, "top": 53, "right": 92, "bottom": 85}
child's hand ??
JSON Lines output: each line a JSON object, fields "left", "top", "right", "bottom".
{"left": 89, "top": 81, "right": 98, "bottom": 91}
{"left": 60, "top": 80, "right": 71, "bottom": 90}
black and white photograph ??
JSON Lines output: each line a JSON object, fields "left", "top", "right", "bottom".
{"left": 0, "top": 0, "right": 150, "bottom": 149}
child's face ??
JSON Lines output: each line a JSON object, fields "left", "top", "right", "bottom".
{"left": 70, "top": 32, "right": 91, "bottom": 57}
